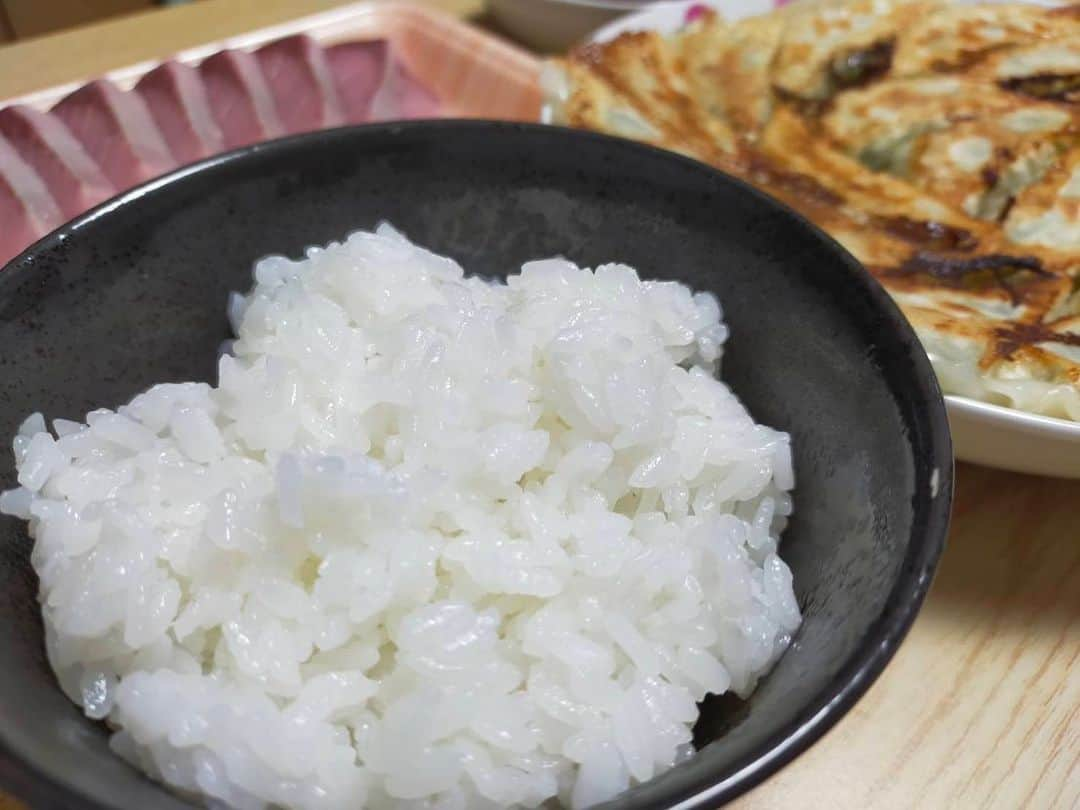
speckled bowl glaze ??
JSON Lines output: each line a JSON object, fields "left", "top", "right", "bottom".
{"left": 0, "top": 121, "right": 952, "bottom": 809}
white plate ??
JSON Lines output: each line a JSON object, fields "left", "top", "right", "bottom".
{"left": 945, "top": 396, "right": 1080, "bottom": 478}
{"left": 586, "top": 0, "right": 1080, "bottom": 478}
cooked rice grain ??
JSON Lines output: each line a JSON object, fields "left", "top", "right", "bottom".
{"left": 2, "top": 224, "right": 799, "bottom": 810}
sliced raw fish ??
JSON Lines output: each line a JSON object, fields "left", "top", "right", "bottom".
{"left": 52, "top": 80, "right": 177, "bottom": 190}
{"left": 136, "top": 61, "right": 225, "bottom": 164}
{"left": 328, "top": 41, "right": 440, "bottom": 123}
{"left": 257, "top": 35, "right": 344, "bottom": 134}
{"left": 373, "top": 59, "right": 441, "bottom": 121}
{"left": 0, "top": 131, "right": 64, "bottom": 266}
{"left": 0, "top": 105, "right": 115, "bottom": 219}
{"left": 326, "top": 40, "right": 392, "bottom": 123}
{"left": 200, "top": 49, "right": 285, "bottom": 148}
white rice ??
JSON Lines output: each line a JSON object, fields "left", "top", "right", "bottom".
{"left": 1, "top": 224, "right": 799, "bottom": 810}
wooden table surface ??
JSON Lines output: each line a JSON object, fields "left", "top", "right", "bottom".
{"left": 0, "top": 1, "right": 1077, "bottom": 808}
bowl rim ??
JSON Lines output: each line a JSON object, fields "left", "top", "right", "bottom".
{"left": 0, "top": 119, "right": 953, "bottom": 810}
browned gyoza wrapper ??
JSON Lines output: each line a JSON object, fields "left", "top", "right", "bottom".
{"left": 547, "top": 0, "right": 1080, "bottom": 420}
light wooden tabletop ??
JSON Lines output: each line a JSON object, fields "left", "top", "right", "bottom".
{"left": 0, "top": 2, "right": 1077, "bottom": 809}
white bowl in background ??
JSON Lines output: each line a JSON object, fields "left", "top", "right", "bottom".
{"left": 489, "top": 0, "right": 656, "bottom": 52}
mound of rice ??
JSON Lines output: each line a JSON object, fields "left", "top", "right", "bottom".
{"left": 1, "top": 224, "right": 799, "bottom": 810}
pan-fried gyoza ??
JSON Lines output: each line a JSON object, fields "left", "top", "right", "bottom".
{"left": 545, "top": 0, "right": 1080, "bottom": 420}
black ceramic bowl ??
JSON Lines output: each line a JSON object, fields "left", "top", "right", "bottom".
{"left": 0, "top": 121, "right": 951, "bottom": 809}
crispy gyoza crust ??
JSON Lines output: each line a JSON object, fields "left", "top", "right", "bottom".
{"left": 821, "top": 76, "right": 1080, "bottom": 218}
{"left": 674, "top": 8, "right": 787, "bottom": 139}
{"left": 973, "top": 32, "right": 1080, "bottom": 104}
{"left": 890, "top": 3, "right": 1080, "bottom": 75}
{"left": 570, "top": 32, "right": 737, "bottom": 160}
{"left": 770, "top": 0, "right": 941, "bottom": 99}
{"left": 549, "top": 1, "right": 1080, "bottom": 418}
{"left": 1005, "top": 143, "right": 1080, "bottom": 252}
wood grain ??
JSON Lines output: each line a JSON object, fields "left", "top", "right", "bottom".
{"left": 0, "top": 6, "right": 13, "bottom": 44}
{"left": 0, "top": 2, "right": 1077, "bottom": 809}
{"left": 2, "top": 0, "right": 154, "bottom": 40}
{"left": 729, "top": 463, "right": 1080, "bottom": 810}
{"left": 0, "top": 0, "right": 484, "bottom": 101}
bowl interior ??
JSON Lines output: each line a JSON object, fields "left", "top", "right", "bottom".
{"left": 0, "top": 122, "right": 950, "bottom": 809}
